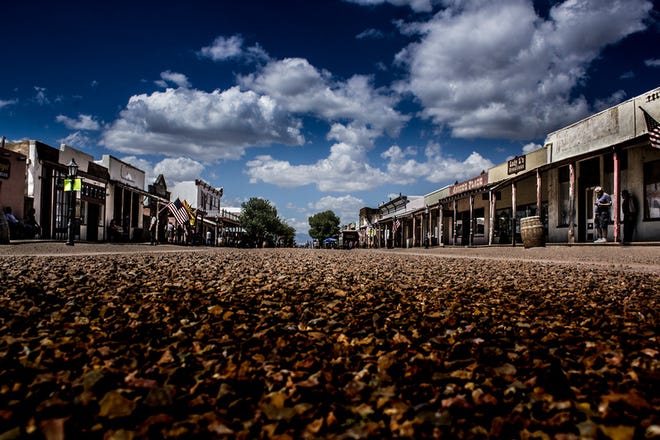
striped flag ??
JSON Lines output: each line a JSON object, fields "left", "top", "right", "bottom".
{"left": 641, "top": 107, "right": 660, "bottom": 149}
{"left": 166, "top": 198, "right": 190, "bottom": 225}
{"left": 392, "top": 218, "right": 401, "bottom": 235}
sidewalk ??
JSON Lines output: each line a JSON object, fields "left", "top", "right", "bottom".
{"left": 0, "top": 240, "right": 211, "bottom": 257}
{"left": 367, "top": 243, "right": 660, "bottom": 275}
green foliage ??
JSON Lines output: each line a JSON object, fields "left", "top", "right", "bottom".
{"left": 239, "top": 197, "right": 295, "bottom": 247}
{"left": 308, "top": 210, "right": 340, "bottom": 241}
{"left": 276, "top": 222, "right": 296, "bottom": 247}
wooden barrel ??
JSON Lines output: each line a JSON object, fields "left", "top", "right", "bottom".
{"left": 520, "top": 216, "right": 545, "bottom": 248}
{"left": 0, "top": 211, "right": 9, "bottom": 244}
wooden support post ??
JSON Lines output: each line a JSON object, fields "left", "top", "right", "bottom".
{"left": 439, "top": 204, "right": 444, "bottom": 246}
{"left": 489, "top": 191, "right": 495, "bottom": 246}
{"left": 568, "top": 162, "right": 575, "bottom": 243}
{"left": 469, "top": 194, "right": 474, "bottom": 247}
{"left": 613, "top": 150, "right": 620, "bottom": 243}
{"left": 511, "top": 182, "right": 517, "bottom": 246}
{"left": 453, "top": 199, "right": 458, "bottom": 246}
{"left": 536, "top": 169, "right": 542, "bottom": 217}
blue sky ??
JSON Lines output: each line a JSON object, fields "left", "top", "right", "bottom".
{"left": 2, "top": 0, "right": 659, "bottom": 242}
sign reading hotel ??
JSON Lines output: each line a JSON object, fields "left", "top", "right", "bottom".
{"left": 449, "top": 174, "right": 487, "bottom": 196}
{"left": 508, "top": 156, "right": 526, "bottom": 175}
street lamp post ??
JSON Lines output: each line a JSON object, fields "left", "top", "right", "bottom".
{"left": 66, "top": 158, "right": 78, "bottom": 246}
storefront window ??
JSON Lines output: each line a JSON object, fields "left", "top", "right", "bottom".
{"left": 644, "top": 159, "right": 660, "bottom": 220}
{"left": 80, "top": 201, "right": 86, "bottom": 224}
{"left": 558, "top": 166, "right": 571, "bottom": 226}
{"left": 474, "top": 208, "right": 485, "bottom": 236}
{"left": 131, "top": 192, "right": 140, "bottom": 226}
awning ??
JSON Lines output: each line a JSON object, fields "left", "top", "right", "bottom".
{"left": 111, "top": 180, "right": 170, "bottom": 204}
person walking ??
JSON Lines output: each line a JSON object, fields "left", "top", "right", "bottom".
{"left": 621, "top": 189, "right": 637, "bottom": 244}
{"left": 594, "top": 186, "right": 612, "bottom": 243}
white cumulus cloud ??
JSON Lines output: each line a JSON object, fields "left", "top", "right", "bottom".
{"left": 521, "top": 142, "right": 542, "bottom": 154}
{"left": 308, "top": 195, "right": 365, "bottom": 226}
{"left": 156, "top": 70, "right": 191, "bottom": 89}
{"left": 310, "top": 194, "right": 365, "bottom": 212}
{"left": 198, "top": 35, "right": 270, "bottom": 63}
{"left": 383, "top": 142, "right": 494, "bottom": 184}
{"left": 56, "top": 114, "right": 101, "bottom": 131}
{"left": 154, "top": 157, "right": 205, "bottom": 185}
{"left": 101, "top": 86, "right": 304, "bottom": 161}
{"left": 246, "top": 142, "right": 389, "bottom": 192}
{"left": 395, "top": 0, "right": 653, "bottom": 140}
{"left": 199, "top": 35, "right": 244, "bottom": 61}
{"left": 344, "top": 0, "right": 435, "bottom": 12}
{"left": 239, "top": 58, "right": 408, "bottom": 137}
{"left": 246, "top": 139, "right": 494, "bottom": 192}
{"left": 58, "top": 131, "right": 94, "bottom": 149}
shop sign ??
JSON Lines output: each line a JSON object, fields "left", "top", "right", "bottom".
{"left": 81, "top": 182, "right": 106, "bottom": 204}
{"left": 63, "top": 178, "right": 82, "bottom": 192}
{"left": 449, "top": 174, "right": 487, "bottom": 196}
{"left": 508, "top": 156, "right": 526, "bottom": 175}
{"left": 0, "top": 158, "right": 9, "bottom": 179}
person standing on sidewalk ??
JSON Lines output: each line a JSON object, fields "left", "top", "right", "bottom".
{"left": 167, "top": 221, "right": 174, "bottom": 243}
{"left": 150, "top": 215, "right": 158, "bottom": 245}
{"left": 594, "top": 186, "right": 612, "bottom": 243}
{"left": 621, "top": 189, "right": 637, "bottom": 244}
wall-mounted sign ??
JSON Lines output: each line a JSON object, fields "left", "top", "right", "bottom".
{"left": 0, "top": 158, "right": 9, "bottom": 179}
{"left": 81, "top": 182, "right": 106, "bottom": 204}
{"left": 449, "top": 174, "right": 487, "bottom": 196}
{"left": 508, "top": 156, "right": 526, "bottom": 175}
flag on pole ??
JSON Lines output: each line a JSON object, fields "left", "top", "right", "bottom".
{"left": 166, "top": 198, "right": 190, "bottom": 225}
{"left": 640, "top": 107, "right": 660, "bottom": 149}
{"left": 392, "top": 218, "right": 401, "bottom": 235}
{"left": 182, "top": 200, "right": 196, "bottom": 226}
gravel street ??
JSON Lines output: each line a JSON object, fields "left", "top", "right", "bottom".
{"left": 3, "top": 241, "right": 659, "bottom": 274}
{"left": 1, "top": 243, "right": 658, "bottom": 438}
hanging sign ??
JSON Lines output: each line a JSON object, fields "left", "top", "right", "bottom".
{"left": 64, "top": 178, "right": 82, "bottom": 192}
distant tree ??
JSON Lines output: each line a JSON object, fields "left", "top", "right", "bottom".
{"left": 308, "top": 210, "right": 340, "bottom": 241}
{"left": 239, "top": 198, "right": 280, "bottom": 247}
{"left": 276, "top": 221, "right": 296, "bottom": 247}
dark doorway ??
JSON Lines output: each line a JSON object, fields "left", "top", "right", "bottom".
{"left": 578, "top": 157, "right": 600, "bottom": 242}
{"left": 87, "top": 203, "right": 100, "bottom": 241}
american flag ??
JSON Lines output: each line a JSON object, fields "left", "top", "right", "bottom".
{"left": 166, "top": 198, "right": 190, "bottom": 225}
{"left": 641, "top": 107, "right": 660, "bottom": 149}
{"left": 392, "top": 218, "right": 401, "bottom": 235}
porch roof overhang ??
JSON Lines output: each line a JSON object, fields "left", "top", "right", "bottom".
{"left": 488, "top": 134, "right": 649, "bottom": 192}
{"left": 112, "top": 180, "right": 171, "bottom": 205}
{"left": 434, "top": 184, "right": 492, "bottom": 206}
